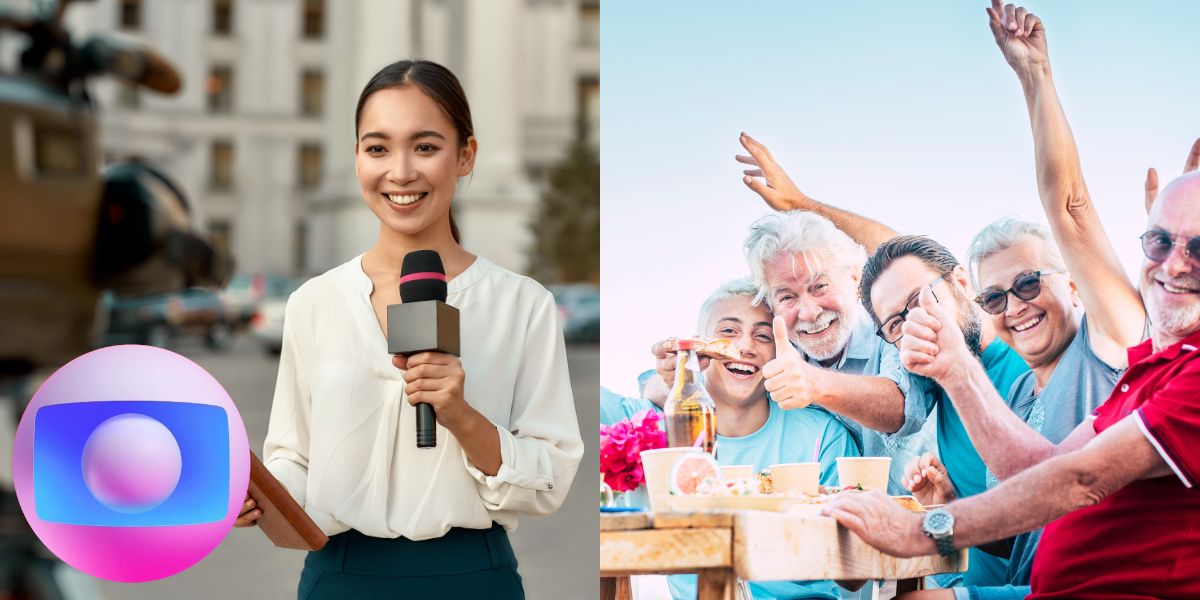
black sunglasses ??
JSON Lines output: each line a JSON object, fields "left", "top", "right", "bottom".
{"left": 876, "top": 273, "right": 946, "bottom": 344}
{"left": 1140, "top": 230, "right": 1200, "bottom": 265}
{"left": 974, "top": 270, "right": 1064, "bottom": 315}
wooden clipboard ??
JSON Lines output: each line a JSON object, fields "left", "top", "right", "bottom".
{"left": 248, "top": 451, "right": 328, "bottom": 551}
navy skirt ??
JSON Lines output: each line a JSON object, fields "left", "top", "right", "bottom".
{"left": 298, "top": 523, "right": 524, "bottom": 599}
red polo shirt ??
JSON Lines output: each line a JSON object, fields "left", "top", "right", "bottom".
{"left": 1029, "top": 330, "right": 1200, "bottom": 599}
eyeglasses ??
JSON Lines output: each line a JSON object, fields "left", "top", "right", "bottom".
{"left": 973, "top": 270, "right": 1064, "bottom": 315}
{"left": 1140, "top": 230, "right": 1200, "bottom": 265}
{"left": 877, "top": 273, "right": 946, "bottom": 344}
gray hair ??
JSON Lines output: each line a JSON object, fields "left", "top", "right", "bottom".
{"left": 966, "top": 217, "right": 1068, "bottom": 289}
{"left": 743, "top": 210, "right": 867, "bottom": 306}
{"left": 696, "top": 277, "right": 760, "bottom": 336}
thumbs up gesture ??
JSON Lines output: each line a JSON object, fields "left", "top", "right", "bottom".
{"left": 762, "top": 316, "right": 827, "bottom": 410}
{"left": 897, "top": 286, "right": 970, "bottom": 384}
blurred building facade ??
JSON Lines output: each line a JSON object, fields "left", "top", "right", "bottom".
{"left": 68, "top": 0, "right": 599, "bottom": 277}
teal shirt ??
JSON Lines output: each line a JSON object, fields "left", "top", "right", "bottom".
{"left": 938, "top": 338, "right": 1030, "bottom": 499}
{"left": 895, "top": 338, "right": 1028, "bottom": 588}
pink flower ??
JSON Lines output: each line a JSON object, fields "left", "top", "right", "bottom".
{"left": 600, "top": 409, "right": 666, "bottom": 492}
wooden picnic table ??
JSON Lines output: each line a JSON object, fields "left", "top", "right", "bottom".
{"left": 600, "top": 508, "right": 967, "bottom": 600}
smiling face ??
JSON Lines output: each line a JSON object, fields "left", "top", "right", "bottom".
{"left": 762, "top": 252, "right": 859, "bottom": 362}
{"left": 700, "top": 296, "right": 775, "bottom": 408}
{"left": 868, "top": 256, "right": 982, "bottom": 355}
{"left": 977, "top": 236, "right": 1080, "bottom": 368}
{"left": 354, "top": 85, "right": 476, "bottom": 241}
{"left": 1141, "top": 175, "right": 1200, "bottom": 347}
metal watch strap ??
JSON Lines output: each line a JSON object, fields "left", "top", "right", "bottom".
{"left": 934, "top": 533, "right": 956, "bottom": 556}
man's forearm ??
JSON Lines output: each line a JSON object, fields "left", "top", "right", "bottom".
{"left": 783, "top": 196, "right": 899, "bottom": 255}
{"left": 817, "top": 372, "right": 906, "bottom": 433}
{"left": 942, "top": 361, "right": 1054, "bottom": 479}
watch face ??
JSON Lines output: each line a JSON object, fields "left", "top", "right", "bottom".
{"left": 926, "top": 511, "right": 952, "bottom": 536}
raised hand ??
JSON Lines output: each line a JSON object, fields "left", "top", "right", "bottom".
{"left": 1145, "top": 138, "right": 1200, "bottom": 213}
{"left": 903, "top": 452, "right": 957, "bottom": 507}
{"left": 897, "top": 287, "right": 972, "bottom": 384}
{"left": 986, "top": 0, "right": 1048, "bottom": 76}
{"left": 762, "top": 316, "right": 825, "bottom": 409}
{"left": 736, "top": 132, "right": 811, "bottom": 212}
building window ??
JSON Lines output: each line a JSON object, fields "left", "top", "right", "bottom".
{"left": 293, "top": 221, "right": 308, "bottom": 275}
{"left": 206, "top": 66, "right": 233, "bottom": 113}
{"left": 120, "top": 0, "right": 141, "bottom": 30}
{"left": 298, "top": 143, "right": 321, "bottom": 190}
{"left": 578, "top": 76, "right": 599, "bottom": 124}
{"left": 118, "top": 81, "right": 140, "bottom": 109}
{"left": 213, "top": 0, "right": 234, "bottom": 36}
{"left": 209, "top": 220, "right": 232, "bottom": 261}
{"left": 210, "top": 141, "right": 234, "bottom": 190}
{"left": 579, "top": 1, "right": 599, "bottom": 48}
{"left": 302, "top": 0, "right": 324, "bottom": 39}
{"left": 301, "top": 69, "right": 324, "bottom": 117}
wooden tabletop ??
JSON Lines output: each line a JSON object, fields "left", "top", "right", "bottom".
{"left": 600, "top": 508, "right": 967, "bottom": 581}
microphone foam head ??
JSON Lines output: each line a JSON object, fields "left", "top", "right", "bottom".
{"left": 399, "top": 250, "right": 447, "bottom": 303}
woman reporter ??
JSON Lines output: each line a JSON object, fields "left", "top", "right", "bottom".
{"left": 237, "top": 59, "right": 583, "bottom": 599}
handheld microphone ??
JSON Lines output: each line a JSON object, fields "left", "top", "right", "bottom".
{"left": 387, "top": 250, "right": 460, "bottom": 449}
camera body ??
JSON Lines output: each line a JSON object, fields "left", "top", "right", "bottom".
{"left": 0, "top": 2, "right": 228, "bottom": 375}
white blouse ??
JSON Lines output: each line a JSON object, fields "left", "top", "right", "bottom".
{"left": 263, "top": 254, "right": 583, "bottom": 541}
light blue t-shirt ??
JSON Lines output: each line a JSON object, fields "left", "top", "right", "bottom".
{"left": 669, "top": 401, "right": 859, "bottom": 600}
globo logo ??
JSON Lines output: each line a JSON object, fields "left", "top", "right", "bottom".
{"left": 12, "top": 345, "right": 250, "bottom": 582}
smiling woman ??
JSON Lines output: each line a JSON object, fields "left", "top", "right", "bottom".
{"left": 240, "top": 59, "right": 584, "bottom": 600}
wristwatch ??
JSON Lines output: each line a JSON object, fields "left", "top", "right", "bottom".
{"left": 922, "top": 508, "right": 956, "bottom": 556}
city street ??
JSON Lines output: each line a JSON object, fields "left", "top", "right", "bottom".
{"left": 95, "top": 334, "right": 599, "bottom": 600}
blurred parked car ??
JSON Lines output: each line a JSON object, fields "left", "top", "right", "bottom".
{"left": 251, "top": 277, "right": 305, "bottom": 354}
{"left": 550, "top": 283, "right": 599, "bottom": 343}
{"left": 101, "top": 288, "right": 234, "bottom": 351}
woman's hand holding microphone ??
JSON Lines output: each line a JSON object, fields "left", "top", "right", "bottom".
{"left": 392, "top": 352, "right": 471, "bottom": 430}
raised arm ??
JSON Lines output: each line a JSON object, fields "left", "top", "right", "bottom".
{"left": 737, "top": 132, "right": 899, "bottom": 253}
{"left": 988, "top": 1, "right": 1143, "bottom": 365}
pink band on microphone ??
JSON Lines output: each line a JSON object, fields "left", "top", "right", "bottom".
{"left": 399, "top": 272, "right": 447, "bottom": 284}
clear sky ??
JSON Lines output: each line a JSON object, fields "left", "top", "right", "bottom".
{"left": 600, "top": 0, "right": 1200, "bottom": 396}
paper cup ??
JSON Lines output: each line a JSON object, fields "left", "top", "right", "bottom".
{"left": 837, "top": 457, "right": 892, "bottom": 491}
{"left": 719, "top": 465, "right": 754, "bottom": 481}
{"left": 769, "top": 463, "right": 821, "bottom": 496}
{"left": 640, "top": 447, "right": 702, "bottom": 513}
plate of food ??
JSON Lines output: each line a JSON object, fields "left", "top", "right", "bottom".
{"left": 662, "top": 454, "right": 794, "bottom": 512}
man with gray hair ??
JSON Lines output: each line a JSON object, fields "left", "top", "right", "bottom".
{"left": 738, "top": 210, "right": 946, "bottom": 493}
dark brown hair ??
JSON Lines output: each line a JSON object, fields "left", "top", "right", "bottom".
{"left": 859, "top": 235, "right": 959, "bottom": 325}
{"left": 355, "top": 59, "right": 472, "bottom": 243}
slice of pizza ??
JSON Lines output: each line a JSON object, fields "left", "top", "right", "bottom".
{"left": 671, "top": 337, "right": 742, "bottom": 361}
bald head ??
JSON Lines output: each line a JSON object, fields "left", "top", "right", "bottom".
{"left": 1151, "top": 171, "right": 1200, "bottom": 223}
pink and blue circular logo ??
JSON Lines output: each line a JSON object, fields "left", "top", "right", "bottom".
{"left": 12, "top": 345, "right": 250, "bottom": 582}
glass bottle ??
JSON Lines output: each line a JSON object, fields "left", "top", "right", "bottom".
{"left": 664, "top": 343, "right": 717, "bottom": 456}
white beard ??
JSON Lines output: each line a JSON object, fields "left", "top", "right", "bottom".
{"left": 795, "top": 316, "right": 852, "bottom": 362}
